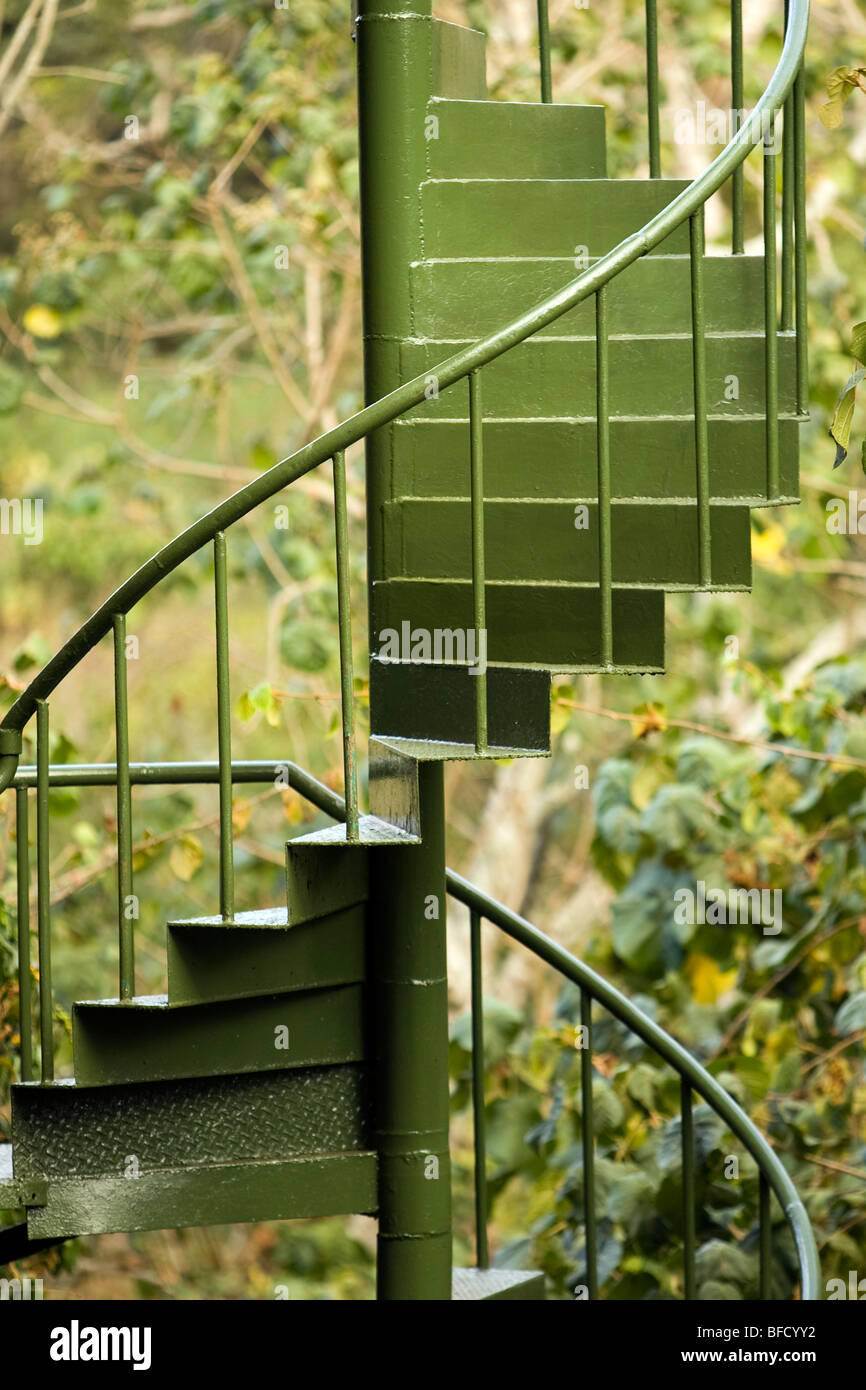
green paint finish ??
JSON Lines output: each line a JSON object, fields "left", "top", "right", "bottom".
{"left": 0, "top": 1143, "right": 46, "bottom": 1208}
{"left": 411, "top": 254, "right": 772, "bottom": 339}
{"left": 371, "top": 762, "right": 452, "bottom": 1299}
{"left": 426, "top": 98, "right": 606, "bottom": 180}
{"left": 421, "top": 178, "right": 695, "bottom": 258}
{"left": 431, "top": 17, "right": 486, "bottom": 100}
{"left": 72, "top": 985, "right": 365, "bottom": 1086}
{"left": 452, "top": 1268, "right": 546, "bottom": 1300}
{"left": 26, "top": 1152, "right": 378, "bottom": 1240}
{"left": 286, "top": 833, "right": 369, "bottom": 923}
{"left": 384, "top": 499, "right": 752, "bottom": 590}
{"left": 373, "top": 580, "right": 666, "bottom": 670}
{"left": 392, "top": 416, "right": 799, "bottom": 505}
{"left": 370, "top": 662, "right": 552, "bottom": 751}
{"left": 166, "top": 906, "right": 366, "bottom": 1005}
{"left": 400, "top": 333, "right": 798, "bottom": 421}
{"left": 12, "top": 1064, "right": 371, "bottom": 1179}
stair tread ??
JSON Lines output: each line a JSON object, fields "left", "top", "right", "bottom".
{"left": 169, "top": 906, "right": 289, "bottom": 930}
{"left": 452, "top": 1267, "right": 546, "bottom": 1300}
{"left": 290, "top": 813, "right": 419, "bottom": 847}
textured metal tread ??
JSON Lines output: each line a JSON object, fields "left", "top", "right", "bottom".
{"left": 12, "top": 1064, "right": 371, "bottom": 1179}
{"left": 452, "top": 1267, "right": 546, "bottom": 1300}
{"left": 0, "top": 1143, "right": 47, "bottom": 1208}
{"left": 289, "top": 813, "right": 420, "bottom": 846}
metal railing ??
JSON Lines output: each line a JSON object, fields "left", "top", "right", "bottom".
{"left": 1, "top": 0, "right": 810, "bottom": 1217}
{"left": 7, "top": 756, "right": 820, "bottom": 1297}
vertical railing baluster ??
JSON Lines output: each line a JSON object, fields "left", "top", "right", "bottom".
{"left": 793, "top": 60, "right": 808, "bottom": 416}
{"left": 113, "top": 613, "right": 134, "bottom": 1001}
{"left": 332, "top": 449, "right": 360, "bottom": 843}
{"left": 690, "top": 213, "right": 712, "bottom": 586}
{"left": 15, "top": 786, "right": 33, "bottom": 1082}
{"left": 214, "top": 531, "right": 235, "bottom": 919}
{"left": 763, "top": 120, "right": 780, "bottom": 500}
{"left": 731, "top": 0, "right": 744, "bottom": 253}
{"left": 595, "top": 288, "right": 613, "bottom": 668}
{"left": 470, "top": 909, "right": 489, "bottom": 1270}
{"left": 537, "top": 0, "right": 552, "bottom": 104}
{"left": 645, "top": 0, "right": 661, "bottom": 177}
{"left": 759, "top": 1171, "right": 772, "bottom": 1298}
{"left": 681, "top": 1078, "right": 696, "bottom": 1298}
{"left": 36, "top": 699, "right": 53, "bottom": 1082}
{"left": 469, "top": 371, "right": 488, "bottom": 753}
{"left": 580, "top": 987, "right": 598, "bottom": 1299}
{"left": 781, "top": 107, "right": 795, "bottom": 330}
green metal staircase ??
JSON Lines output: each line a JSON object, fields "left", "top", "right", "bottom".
{"left": 0, "top": 1, "right": 819, "bottom": 1300}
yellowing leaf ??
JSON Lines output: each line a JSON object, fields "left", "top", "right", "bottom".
{"left": 630, "top": 703, "right": 667, "bottom": 739}
{"left": 685, "top": 952, "right": 738, "bottom": 1005}
{"left": 751, "top": 522, "right": 790, "bottom": 573}
{"left": 169, "top": 833, "right": 204, "bottom": 882}
{"left": 23, "top": 304, "right": 62, "bottom": 339}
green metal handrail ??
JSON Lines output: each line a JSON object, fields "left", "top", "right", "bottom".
{"left": 2, "top": 0, "right": 810, "bottom": 1198}
{"left": 8, "top": 754, "right": 820, "bottom": 1298}
{"left": 0, "top": 0, "right": 809, "bottom": 768}
{"left": 448, "top": 868, "right": 822, "bottom": 1302}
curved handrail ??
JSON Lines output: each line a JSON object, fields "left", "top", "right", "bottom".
{"left": 33, "top": 752, "right": 815, "bottom": 1297}
{"left": 446, "top": 867, "right": 821, "bottom": 1302}
{"left": 0, "top": 0, "right": 810, "bottom": 791}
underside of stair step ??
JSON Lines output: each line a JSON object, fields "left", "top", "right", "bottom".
{"left": 384, "top": 498, "right": 752, "bottom": 590}
{"left": 410, "top": 253, "right": 778, "bottom": 339}
{"left": 426, "top": 96, "right": 606, "bottom": 181}
{"left": 401, "top": 333, "right": 798, "bottom": 421}
{"left": 370, "top": 657, "right": 553, "bottom": 750}
{"left": 372, "top": 582, "right": 666, "bottom": 670}
{"left": 421, "top": 177, "right": 695, "bottom": 258}
{"left": 391, "top": 416, "right": 799, "bottom": 506}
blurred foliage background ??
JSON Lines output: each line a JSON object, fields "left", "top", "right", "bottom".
{"left": 0, "top": 0, "right": 865, "bottom": 1299}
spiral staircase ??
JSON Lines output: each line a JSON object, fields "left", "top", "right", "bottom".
{"left": 0, "top": 1, "right": 819, "bottom": 1300}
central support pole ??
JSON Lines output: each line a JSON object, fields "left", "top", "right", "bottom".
{"left": 355, "top": 0, "right": 433, "bottom": 664}
{"left": 371, "top": 761, "right": 452, "bottom": 1300}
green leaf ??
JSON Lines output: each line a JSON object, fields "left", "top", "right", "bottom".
{"left": 830, "top": 367, "right": 866, "bottom": 467}
{"left": 851, "top": 322, "right": 866, "bottom": 366}
{"left": 835, "top": 991, "right": 866, "bottom": 1036}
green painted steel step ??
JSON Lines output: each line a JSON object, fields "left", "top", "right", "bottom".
{"left": 72, "top": 985, "right": 365, "bottom": 1086}
{"left": 425, "top": 97, "right": 606, "bottom": 180}
{"left": 0, "top": 1143, "right": 46, "bottom": 1209}
{"left": 401, "top": 333, "right": 798, "bottom": 421}
{"left": 166, "top": 905, "right": 366, "bottom": 1006}
{"left": 369, "top": 660, "right": 551, "bottom": 750}
{"left": 410, "top": 253, "right": 773, "bottom": 338}
{"left": 12, "top": 1065, "right": 371, "bottom": 1180}
{"left": 25, "top": 1152, "right": 378, "bottom": 1240}
{"left": 421, "top": 178, "right": 694, "bottom": 258}
{"left": 372, "top": 581, "right": 666, "bottom": 670}
{"left": 384, "top": 498, "right": 752, "bottom": 590}
{"left": 452, "top": 1267, "right": 546, "bottom": 1300}
{"left": 390, "top": 416, "right": 799, "bottom": 505}
{"left": 285, "top": 814, "right": 417, "bottom": 926}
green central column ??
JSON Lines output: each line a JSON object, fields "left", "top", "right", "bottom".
{"left": 354, "top": 0, "right": 432, "bottom": 662}
{"left": 371, "top": 761, "right": 452, "bottom": 1299}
